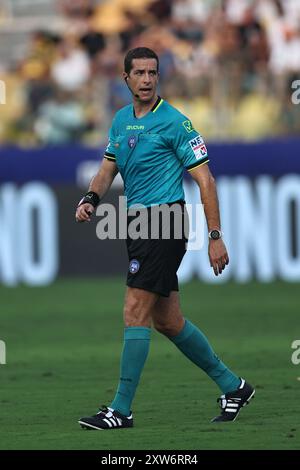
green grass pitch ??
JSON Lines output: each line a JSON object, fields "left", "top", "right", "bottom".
{"left": 0, "top": 279, "right": 299, "bottom": 450}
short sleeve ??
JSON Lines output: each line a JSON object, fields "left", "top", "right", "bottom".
{"left": 171, "top": 117, "right": 209, "bottom": 172}
{"left": 104, "top": 118, "right": 117, "bottom": 162}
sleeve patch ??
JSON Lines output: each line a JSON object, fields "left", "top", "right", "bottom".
{"left": 189, "top": 135, "right": 207, "bottom": 160}
{"left": 182, "top": 120, "right": 194, "bottom": 133}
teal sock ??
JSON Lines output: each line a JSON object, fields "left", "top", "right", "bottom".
{"left": 168, "top": 319, "right": 240, "bottom": 394}
{"left": 110, "top": 326, "right": 151, "bottom": 416}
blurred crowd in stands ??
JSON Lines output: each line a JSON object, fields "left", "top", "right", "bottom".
{"left": 1, "top": 0, "right": 300, "bottom": 146}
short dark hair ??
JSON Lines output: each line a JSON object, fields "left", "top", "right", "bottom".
{"left": 124, "top": 47, "right": 159, "bottom": 75}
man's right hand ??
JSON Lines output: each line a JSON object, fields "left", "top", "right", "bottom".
{"left": 75, "top": 203, "right": 95, "bottom": 223}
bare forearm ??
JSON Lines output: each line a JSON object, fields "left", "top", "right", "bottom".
{"left": 88, "top": 161, "right": 118, "bottom": 200}
{"left": 190, "top": 164, "right": 228, "bottom": 276}
{"left": 199, "top": 175, "right": 221, "bottom": 231}
{"left": 88, "top": 172, "right": 112, "bottom": 199}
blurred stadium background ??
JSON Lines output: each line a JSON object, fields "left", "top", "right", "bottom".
{"left": 1, "top": 0, "right": 300, "bottom": 143}
{"left": 0, "top": 0, "right": 300, "bottom": 450}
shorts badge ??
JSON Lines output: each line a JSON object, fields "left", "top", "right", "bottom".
{"left": 129, "top": 259, "right": 140, "bottom": 274}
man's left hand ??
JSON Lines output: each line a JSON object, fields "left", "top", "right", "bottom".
{"left": 208, "top": 239, "right": 229, "bottom": 276}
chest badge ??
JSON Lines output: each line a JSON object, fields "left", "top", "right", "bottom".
{"left": 128, "top": 135, "right": 137, "bottom": 149}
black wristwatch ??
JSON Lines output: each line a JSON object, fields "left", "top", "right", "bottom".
{"left": 208, "top": 229, "right": 223, "bottom": 240}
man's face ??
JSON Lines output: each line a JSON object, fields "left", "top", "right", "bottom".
{"left": 125, "top": 58, "right": 159, "bottom": 102}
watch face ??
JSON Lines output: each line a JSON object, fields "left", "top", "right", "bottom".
{"left": 210, "top": 230, "right": 221, "bottom": 240}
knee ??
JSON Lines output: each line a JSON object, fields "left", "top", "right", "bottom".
{"left": 153, "top": 319, "right": 183, "bottom": 337}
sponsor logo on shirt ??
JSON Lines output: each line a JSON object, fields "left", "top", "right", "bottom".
{"left": 126, "top": 125, "right": 145, "bottom": 130}
{"left": 189, "top": 135, "right": 207, "bottom": 160}
{"left": 182, "top": 120, "right": 194, "bottom": 133}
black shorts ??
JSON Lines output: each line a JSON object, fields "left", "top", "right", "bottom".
{"left": 126, "top": 201, "right": 188, "bottom": 297}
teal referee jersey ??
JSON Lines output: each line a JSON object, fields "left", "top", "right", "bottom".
{"left": 104, "top": 97, "right": 209, "bottom": 208}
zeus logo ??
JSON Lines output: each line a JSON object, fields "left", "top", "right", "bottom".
{"left": 0, "top": 80, "right": 6, "bottom": 105}
{"left": 291, "top": 80, "right": 300, "bottom": 105}
{"left": 0, "top": 340, "right": 6, "bottom": 364}
{"left": 291, "top": 340, "right": 300, "bottom": 365}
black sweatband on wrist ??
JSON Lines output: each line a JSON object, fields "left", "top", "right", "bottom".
{"left": 78, "top": 191, "right": 100, "bottom": 208}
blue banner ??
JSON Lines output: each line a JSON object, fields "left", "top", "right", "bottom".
{"left": 0, "top": 138, "right": 299, "bottom": 183}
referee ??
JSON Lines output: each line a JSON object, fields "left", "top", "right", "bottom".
{"left": 76, "top": 47, "right": 254, "bottom": 430}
